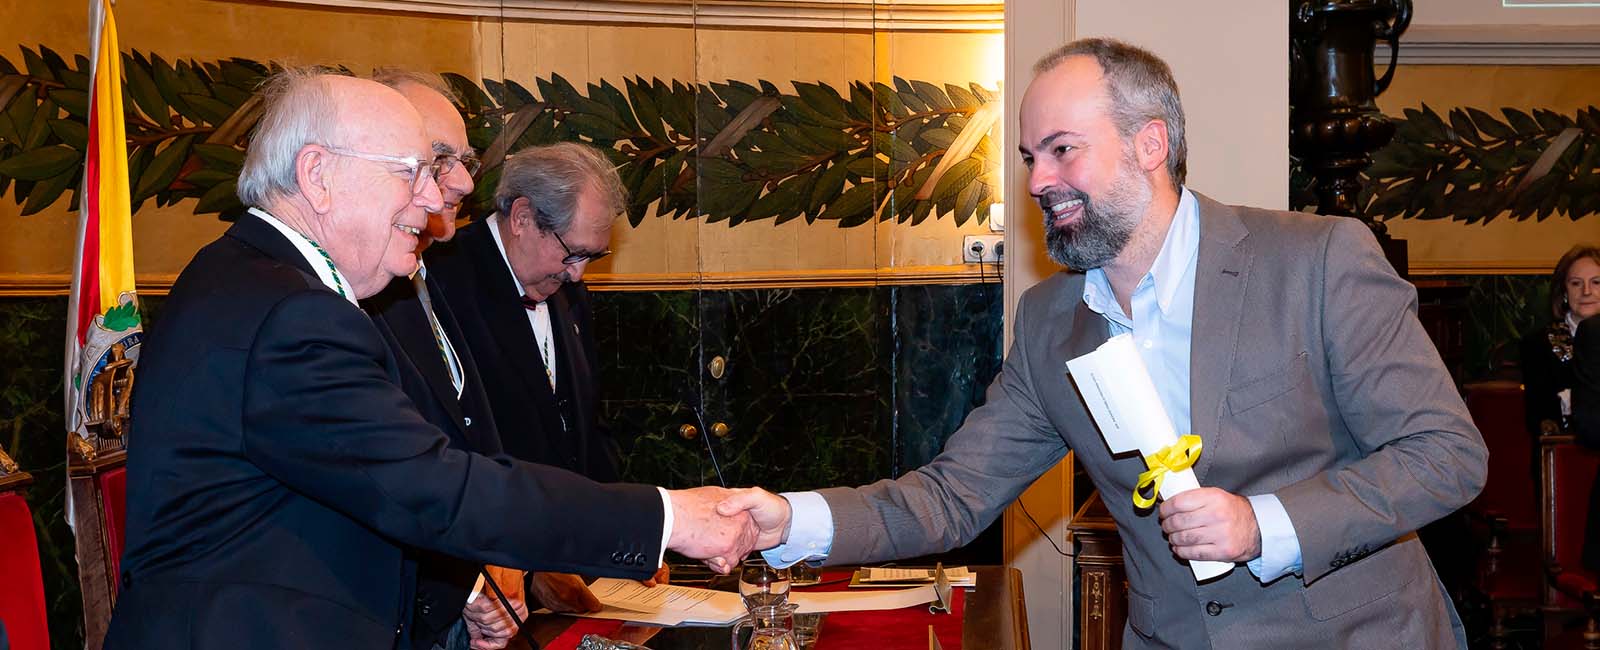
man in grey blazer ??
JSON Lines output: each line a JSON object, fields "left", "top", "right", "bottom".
{"left": 722, "top": 38, "right": 1487, "bottom": 648}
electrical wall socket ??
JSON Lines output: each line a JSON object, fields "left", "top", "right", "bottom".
{"left": 962, "top": 234, "right": 1004, "bottom": 263}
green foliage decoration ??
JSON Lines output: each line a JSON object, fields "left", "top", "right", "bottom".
{"left": 1293, "top": 104, "right": 1600, "bottom": 223}
{"left": 0, "top": 45, "right": 1001, "bottom": 229}
{"left": 0, "top": 46, "right": 271, "bottom": 217}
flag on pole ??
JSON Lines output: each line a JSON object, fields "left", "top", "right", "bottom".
{"left": 66, "top": 0, "right": 142, "bottom": 453}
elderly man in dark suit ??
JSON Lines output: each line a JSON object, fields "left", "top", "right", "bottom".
{"left": 425, "top": 142, "right": 654, "bottom": 615}
{"left": 724, "top": 38, "right": 1488, "bottom": 649}
{"left": 106, "top": 69, "right": 757, "bottom": 650}
{"left": 358, "top": 69, "right": 532, "bottom": 650}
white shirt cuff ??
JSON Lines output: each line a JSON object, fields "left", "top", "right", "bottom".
{"left": 656, "top": 487, "right": 673, "bottom": 568}
{"left": 1246, "top": 493, "right": 1302, "bottom": 583}
{"left": 760, "top": 491, "right": 832, "bottom": 569}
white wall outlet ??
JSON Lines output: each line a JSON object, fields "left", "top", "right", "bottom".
{"left": 963, "top": 234, "right": 1004, "bottom": 263}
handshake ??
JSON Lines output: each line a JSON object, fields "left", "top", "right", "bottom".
{"left": 664, "top": 486, "right": 797, "bottom": 573}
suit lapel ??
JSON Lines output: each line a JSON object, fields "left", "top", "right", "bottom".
{"left": 546, "top": 288, "right": 589, "bottom": 411}
{"left": 408, "top": 276, "right": 469, "bottom": 432}
{"left": 1051, "top": 274, "right": 1120, "bottom": 453}
{"left": 464, "top": 225, "right": 559, "bottom": 406}
{"left": 1188, "top": 193, "right": 1252, "bottom": 484}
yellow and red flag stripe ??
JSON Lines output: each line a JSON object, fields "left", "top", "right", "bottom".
{"left": 66, "top": 0, "right": 142, "bottom": 438}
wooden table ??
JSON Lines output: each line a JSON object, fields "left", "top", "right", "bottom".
{"left": 524, "top": 565, "right": 1029, "bottom": 650}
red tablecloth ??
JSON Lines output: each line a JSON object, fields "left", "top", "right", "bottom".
{"left": 546, "top": 569, "right": 965, "bottom": 650}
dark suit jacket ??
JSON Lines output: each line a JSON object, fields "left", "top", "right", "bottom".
{"left": 1569, "top": 315, "right": 1600, "bottom": 571}
{"left": 363, "top": 271, "right": 505, "bottom": 649}
{"left": 817, "top": 194, "right": 1486, "bottom": 649}
{"left": 425, "top": 220, "right": 619, "bottom": 481}
{"left": 1521, "top": 323, "right": 1575, "bottom": 437}
{"left": 106, "top": 214, "right": 662, "bottom": 650}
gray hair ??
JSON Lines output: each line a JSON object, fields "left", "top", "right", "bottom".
{"left": 369, "top": 67, "right": 459, "bottom": 104}
{"left": 236, "top": 66, "right": 348, "bottom": 207}
{"left": 494, "top": 142, "right": 626, "bottom": 233}
{"left": 1035, "top": 38, "right": 1187, "bottom": 188}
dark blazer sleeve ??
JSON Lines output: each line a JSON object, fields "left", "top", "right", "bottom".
{"left": 241, "top": 289, "right": 662, "bottom": 578}
{"left": 1571, "top": 316, "right": 1600, "bottom": 449}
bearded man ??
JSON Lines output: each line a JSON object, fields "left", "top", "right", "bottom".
{"left": 723, "top": 38, "right": 1487, "bottom": 649}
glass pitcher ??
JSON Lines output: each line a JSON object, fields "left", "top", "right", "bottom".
{"left": 730, "top": 603, "right": 800, "bottom": 650}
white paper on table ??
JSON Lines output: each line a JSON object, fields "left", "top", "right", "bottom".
{"left": 857, "top": 566, "right": 976, "bottom": 588}
{"left": 536, "top": 604, "right": 688, "bottom": 627}
{"left": 790, "top": 585, "right": 936, "bottom": 614}
{"left": 1065, "top": 333, "right": 1233, "bottom": 582}
{"left": 586, "top": 578, "right": 746, "bottom": 625}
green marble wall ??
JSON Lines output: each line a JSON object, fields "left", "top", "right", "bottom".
{"left": 591, "top": 284, "right": 1004, "bottom": 494}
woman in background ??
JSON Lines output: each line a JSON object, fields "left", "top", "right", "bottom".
{"left": 1522, "top": 245, "right": 1600, "bottom": 438}
{"left": 1548, "top": 244, "right": 1600, "bottom": 572}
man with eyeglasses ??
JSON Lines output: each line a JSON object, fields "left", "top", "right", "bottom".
{"left": 427, "top": 142, "right": 650, "bottom": 616}
{"left": 105, "top": 69, "right": 762, "bottom": 650}
{"left": 359, "top": 69, "right": 524, "bottom": 650}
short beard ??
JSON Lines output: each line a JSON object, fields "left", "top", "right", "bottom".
{"left": 1042, "top": 153, "right": 1151, "bottom": 271}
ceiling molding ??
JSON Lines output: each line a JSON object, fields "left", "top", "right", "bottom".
{"left": 1392, "top": 25, "right": 1600, "bottom": 65}
{"left": 254, "top": 0, "right": 1004, "bottom": 32}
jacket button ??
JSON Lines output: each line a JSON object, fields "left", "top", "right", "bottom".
{"left": 420, "top": 604, "right": 432, "bottom": 616}
{"left": 464, "top": 417, "right": 473, "bottom": 426}
{"left": 1205, "top": 601, "right": 1224, "bottom": 616}
{"left": 612, "top": 551, "right": 625, "bottom": 563}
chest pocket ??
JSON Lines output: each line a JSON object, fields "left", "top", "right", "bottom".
{"left": 1226, "top": 351, "right": 1311, "bottom": 415}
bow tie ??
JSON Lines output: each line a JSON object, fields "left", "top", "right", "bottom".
{"left": 521, "top": 298, "right": 543, "bottom": 311}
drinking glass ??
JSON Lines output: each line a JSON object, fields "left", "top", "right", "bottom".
{"left": 738, "top": 556, "right": 791, "bottom": 611}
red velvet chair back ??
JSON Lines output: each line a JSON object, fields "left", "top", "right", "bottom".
{"left": 1467, "top": 380, "right": 1538, "bottom": 529}
{"left": 1543, "top": 436, "right": 1600, "bottom": 610}
{"left": 0, "top": 487, "right": 50, "bottom": 650}
{"left": 98, "top": 466, "right": 127, "bottom": 588}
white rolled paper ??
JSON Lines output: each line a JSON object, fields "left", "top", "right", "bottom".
{"left": 1065, "top": 333, "right": 1233, "bottom": 582}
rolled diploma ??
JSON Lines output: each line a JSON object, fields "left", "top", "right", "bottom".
{"left": 1065, "top": 333, "right": 1233, "bottom": 581}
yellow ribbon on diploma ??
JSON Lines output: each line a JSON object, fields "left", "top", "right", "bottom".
{"left": 1131, "top": 434, "right": 1203, "bottom": 509}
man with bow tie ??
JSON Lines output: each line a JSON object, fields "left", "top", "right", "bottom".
{"left": 426, "top": 142, "right": 659, "bottom": 614}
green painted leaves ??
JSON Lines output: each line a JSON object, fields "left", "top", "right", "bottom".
{"left": 1, "top": 44, "right": 1002, "bottom": 230}
{"left": 0, "top": 46, "right": 268, "bottom": 217}
{"left": 1309, "top": 103, "right": 1600, "bottom": 224}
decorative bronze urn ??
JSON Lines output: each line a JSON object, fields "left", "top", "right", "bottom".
{"left": 1290, "top": 0, "right": 1412, "bottom": 272}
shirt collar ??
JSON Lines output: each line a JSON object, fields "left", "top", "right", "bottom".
{"left": 485, "top": 213, "right": 530, "bottom": 300}
{"left": 1081, "top": 187, "right": 1199, "bottom": 317}
{"left": 248, "top": 207, "right": 358, "bottom": 306}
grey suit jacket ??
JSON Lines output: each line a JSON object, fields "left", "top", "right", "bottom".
{"left": 817, "top": 193, "right": 1487, "bottom": 649}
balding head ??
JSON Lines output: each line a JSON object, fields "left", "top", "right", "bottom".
{"left": 374, "top": 70, "right": 475, "bottom": 245}
{"left": 236, "top": 68, "right": 444, "bottom": 298}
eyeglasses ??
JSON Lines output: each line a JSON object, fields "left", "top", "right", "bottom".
{"left": 537, "top": 216, "right": 611, "bottom": 264}
{"left": 549, "top": 227, "right": 611, "bottom": 266}
{"left": 433, "top": 152, "right": 482, "bottom": 178}
{"left": 323, "top": 145, "right": 442, "bottom": 195}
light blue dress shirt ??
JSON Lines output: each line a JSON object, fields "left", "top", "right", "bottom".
{"left": 768, "top": 188, "right": 1301, "bottom": 582}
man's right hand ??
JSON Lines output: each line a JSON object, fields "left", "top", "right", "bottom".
{"left": 665, "top": 486, "right": 757, "bottom": 573}
{"left": 527, "top": 571, "right": 602, "bottom": 613}
{"left": 716, "top": 487, "right": 791, "bottom": 550}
